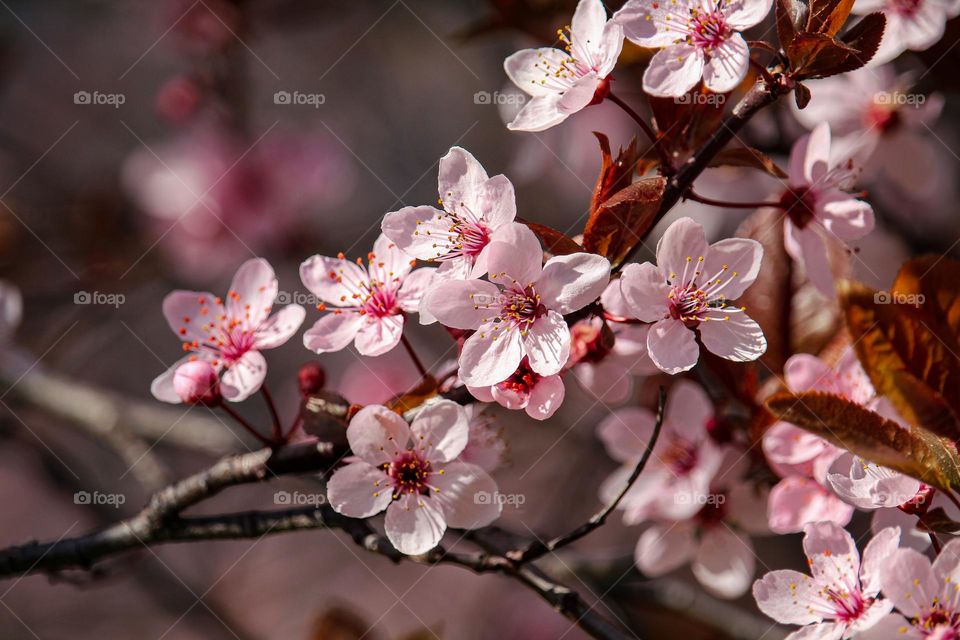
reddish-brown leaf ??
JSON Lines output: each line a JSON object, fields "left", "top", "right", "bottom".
{"left": 519, "top": 219, "right": 582, "bottom": 256}
{"left": 589, "top": 132, "right": 638, "bottom": 217}
{"left": 765, "top": 391, "right": 960, "bottom": 491}
{"left": 708, "top": 147, "right": 788, "bottom": 178}
{"left": 583, "top": 176, "right": 667, "bottom": 268}
{"left": 806, "top": 0, "right": 855, "bottom": 36}
{"left": 386, "top": 375, "right": 439, "bottom": 414}
{"left": 776, "top": 0, "right": 803, "bottom": 47}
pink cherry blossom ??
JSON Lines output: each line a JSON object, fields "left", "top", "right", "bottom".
{"left": 467, "top": 357, "right": 565, "bottom": 421}
{"left": 634, "top": 466, "right": 769, "bottom": 598}
{"left": 618, "top": 217, "right": 766, "bottom": 374}
{"left": 423, "top": 224, "right": 610, "bottom": 387}
{"left": 459, "top": 404, "right": 507, "bottom": 472}
{"left": 853, "top": 0, "right": 960, "bottom": 64}
{"left": 382, "top": 147, "right": 520, "bottom": 281}
{"left": 827, "top": 452, "right": 921, "bottom": 510}
{"left": 616, "top": 0, "right": 772, "bottom": 97}
{"left": 151, "top": 258, "right": 305, "bottom": 403}
{"left": 866, "top": 537, "right": 960, "bottom": 638}
{"left": 599, "top": 380, "right": 725, "bottom": 522}
{"left": 753, "top": 522, "right": 900, "bottom": 639}
{"left": 300, "top": 234, "right": 435, "bottom": 357}
{"left": 567, "top": 281, "right": 658, "bottom": 404}
{"left": 325, "top": 401, "right": 502, "bottom": 555}
{"left": 504, "top": 0, "right": 624, "bottom": 132}
{"left": 173, "top": 360, "right": 221, "bottom": 405}
{"left": 781, "top": 123, "right": 875, "bottom": 297}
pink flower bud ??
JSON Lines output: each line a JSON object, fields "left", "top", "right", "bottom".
{"left": 173, "top": 361, "right": 220, "bottom": 406}
{"left": 156, "top": 75, "right": 202, "bottom": 124}
{"left": 298, "top": 362, "right": 326, "bottom": 396}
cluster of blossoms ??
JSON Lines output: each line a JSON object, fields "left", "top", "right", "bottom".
{"left": 138, "top": 0, "right": 960, "bottom": 633}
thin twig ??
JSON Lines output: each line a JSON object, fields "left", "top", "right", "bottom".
{"left": 220, "top": 403, "right": 273, "bottom": 446}
{"left": 606, "top": 91, "right": 671, "bottom": 168}
{"left": 509, "top": 386, "right": 667, "bottom": 563}
{"left": 260, "top": 384, "right": 283, "bottom": 442}
{"left": 400, "top": 334, "right": 429, "bottom": 378}
{"left": 686, "top": 188, "right": 785, "bottom": 210}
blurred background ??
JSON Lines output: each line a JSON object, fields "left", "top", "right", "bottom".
{"left": 0, "top": 0, "right": 958, "bottom": 638}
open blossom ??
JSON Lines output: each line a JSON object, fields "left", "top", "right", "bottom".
{"left": 753, "top": 522, "right": 899, "bottom": 639}
{"left": 503, "top": 0, "right": 623, "bottom": 132}
{"left": 781, "top": 123, "right": 874, "bottom": 297}
{"left": 300, "top": 234, "right": 435, "bottom": 357}
{"left": 865, "top": 537, "right": 960, "bottom": 638}
{"left": 853, "top": 0, "right": 960, "bottom": 64}
{"left": 618, "top": 217, "right": 765, "bottom": 375}
{"left": 763, "top": 351, "right": 875, "bottom": 533}
{"left": 326, "top": 401, "right": 501, "bottom": 555}
{"left": 599, "top": 380, "right": 725, "bottom": 522}
{"left": 567, "top": 281, "right": 658, "bottom": 404}
{"left": 382, "top": 147, "right": 520, "bottom": 281}
{"left": 615, "top": 0, "right": 772, "bottom": 97}
{"left": 467, "top": 357, "right": 565, "bottom": 421}
{"left": 634, "top": 464, "right": 769, "bottom": 598}
{"left": 151, "top": 258, "right": 305, "bottom": 403}
{"left": 827, "top": 452, "right": 921, "bottom": 510}
{"left": 423, "top": 224, "right": 610, "bottom": 387}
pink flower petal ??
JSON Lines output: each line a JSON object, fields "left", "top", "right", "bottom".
{"left": 700, "top": 237, "right": 763, "bottom": 301}
{"left": 384, "top": 493, "right": 446, "bottom": 555}
{"left": 523, "top": 310, "right": 571, "bottom": 377}
{"left": 802, "top": 521, "right": 860, "bottom": 587}
{"left": 227, "top": 258, "right": 278, "bottom": 327}
{"left": 354, "top": 314, "right": 404, "bottom": 357}
{"left": 150, "top": 356, "right": 193, "bottom": 404}
{"left": 486, "top": 223, "right": 543, "bottom": 284}
{"left": 220, "top": 350, "right": 267, "bottom": 402}
{"left": 753, "top": 569, "right": 824, "bottom": 625}
{"left": 702, "top": 34, "right": 749, "bottom": 94}
{"left": 380, "top": 205, "right": 446, "bottom": 261}
{"left": 657, "top": 217, "right": 710, "bottom": 283}
{"left": 572, "top": 360, "right": 632, "bottom": 404}
{"left": 430, "top": 461, "right": 502, "bottom": 529}
{"left": 615, "top": 0, "right": 688, "bottom": 47}
{"left": 860, "top": 526, "right": 901, "bottom": 596}
{"left": 819, "top": 190, "right": 875, "bottom": 241}
{"left": 423, "top": 279, "right": 500, "bottom": 330}
{"left": 347, "top": 404, "right": 411, "bottom": 466}
{"left": 642, "top": 44, "right": 704, "bottom": 98}
{"left": 504, "top": 48, "right": 573, "bottom": 98}
{"left": 784, "top": 222, "right": 835, "bottom": 297}
{"left": 254, "top": 304, "right": 305, "bottom": 349}
{"left": 724, "top": 0, "right": 773, "bottom": 29}
{"left": 664, "top": 379, "right": 713, "bottom": 441}
{"left": 410, "top": 400, "right": 469, "bottom": 463}
{"left": 162, "top": 290, "right": 222, "bottom": 342}
{"left": 506, "top": 94, "right": 568, "bottom": 132}
{"left": 459, "top": 323, "right": 524, "bottom": 386}
{"left": 526, "top": 373, "right": 565, "bottom": 420}
{"left": 537, "top": 252, "right": 611, "bottom": 314}
{"left": 635, "top": 523, "right": 697, "bottom": 576}
{"left": 368, "top": 234, "right": 413, "bottom": 284}
{"left": 767, "top": 476, "right": 854, "bottom": 534}
{"left": 438, "top": 146, "right": 489, "bottom": 214}
{"left": 299, "top": 254, "right": 369, "bottom": 305}
{"left": 697, "top": 311, "right": 766, "bottom": 362}
{"left": 618, "top": 262, "right": 670, "bottom": 321}
{"left": 397, "top": 267, "right": 435, "bottom": 313}
{"left": 303, "top": 312, "right": 363, "bottom": 353}
{"left": 597, "top": 407, "right": 656, "bottom": 463}
{"left": 879, "top": 547, "right": 936, "bottom": 619}
{"left": 558, "top": 71, "right": 601, "bottom": 114}
{"left": 326, "top": 461, "right": 393, "bottom": 518}
{"left": 647, "top": 318, "right": 699, "bottom": 374}
{"left": 693, "top": 526, "right": 755, "bottom": 599}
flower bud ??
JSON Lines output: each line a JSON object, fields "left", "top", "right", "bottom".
{"left": 298, "top": 362, "right": 326, "bottom": 396}
{"left": 173, "top": 360, "right": 221, "bottom": 406}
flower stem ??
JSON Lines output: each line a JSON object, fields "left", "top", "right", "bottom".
{"left": 400, "top": 334, "right": 429, "bottom": 379}
{"left": 220, "top": 403, "right": 272, "bottom": 446}
{"left": 260, "top": 384, "right": 283, "bottom": 442}
{"left": 930, "top": 532, "right": 943, "bottom": 554}
{"left": 606, "top": 91, "right": 671, "bottom": 168}
{"left": 686, "top": 188, "right": 785, "bottom": 210}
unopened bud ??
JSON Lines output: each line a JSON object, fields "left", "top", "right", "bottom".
{"left": 173, "top": 360, "right": 221, "bottom": 406}
{"left": 298, "top": 362, "right": 326, "bottom": 396}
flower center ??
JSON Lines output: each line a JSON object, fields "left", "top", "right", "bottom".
{"left": 359, "top": 282, "right": 400, "bottom": 318}
{"left": 668, "top": 283, "right": 712, "bottom": 324}
{"left": 179, "top": 294, "right": 263, "bottom": 367}
{"left": 826, "top": 588, "right": 869, "bottom": 623}
{"left": 686, "top": 7, "right": 730, "bottom": 51}
{"left": 569, "top": 318, "right": 613, "bottom": 364}
{"left": 865, "top": 101, "right": 902, "bottom": 134}
{"left": 663, "top": 437, "right": 699, "bottom": 475}
{"left": 889, "top": 0, "right": 923, "bottom": 17}
{"left": 387, "top": 450, "right": 432, "bottom": 497}
{"left": 497, "top": 357, "right": 541, "bottom": 395}
{"left": 780, "top": 187, "right": 818, "bottom": 229}
{"left": 919, "top": 603, "right": 960, "bottom": 633}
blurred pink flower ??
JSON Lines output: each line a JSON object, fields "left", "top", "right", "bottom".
{"left": 616, "top": 0, "right": 771, "bottom": 96}
{"left": 781, "top": 123, "right": 874, "bottom": 297}
{"left": 382, "top": 146, "right": 520, "bottom": 281}
{"left": 300, "top": 234, "right": 435, "bottom": 357}
{"left": 853, "top": 0, "right": 960, "bottom": 64}
{"left": 467, "top": 357, "right": 565, "bottom": 421}
{"left": 598, "top": 380, "right": 725, "bottom": 522}
{"left": 504, "top": 0, "right": 623, "bottom": 131}
{"left": 424, "top": 224, "right": 609, "bottom": 387}
{"left": 826, "top": 452, "right": 921, "bottom": 510}
{"left": 326, "top": 402, "right": 501, "bottom": 555}
{"left": 753, "top": 522, "right": 899, "bottom": 638}
{"left": 618, "top": 217, "right": 765, "bottom": 374}
{"left": 151, "top": 258, "right": 305, "bottom": 403}
{"left": 460, "top": 404, "right": 507, "bottom": 472}
{"left": 567, "top": 311, "right": 656, "bottom": 405}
